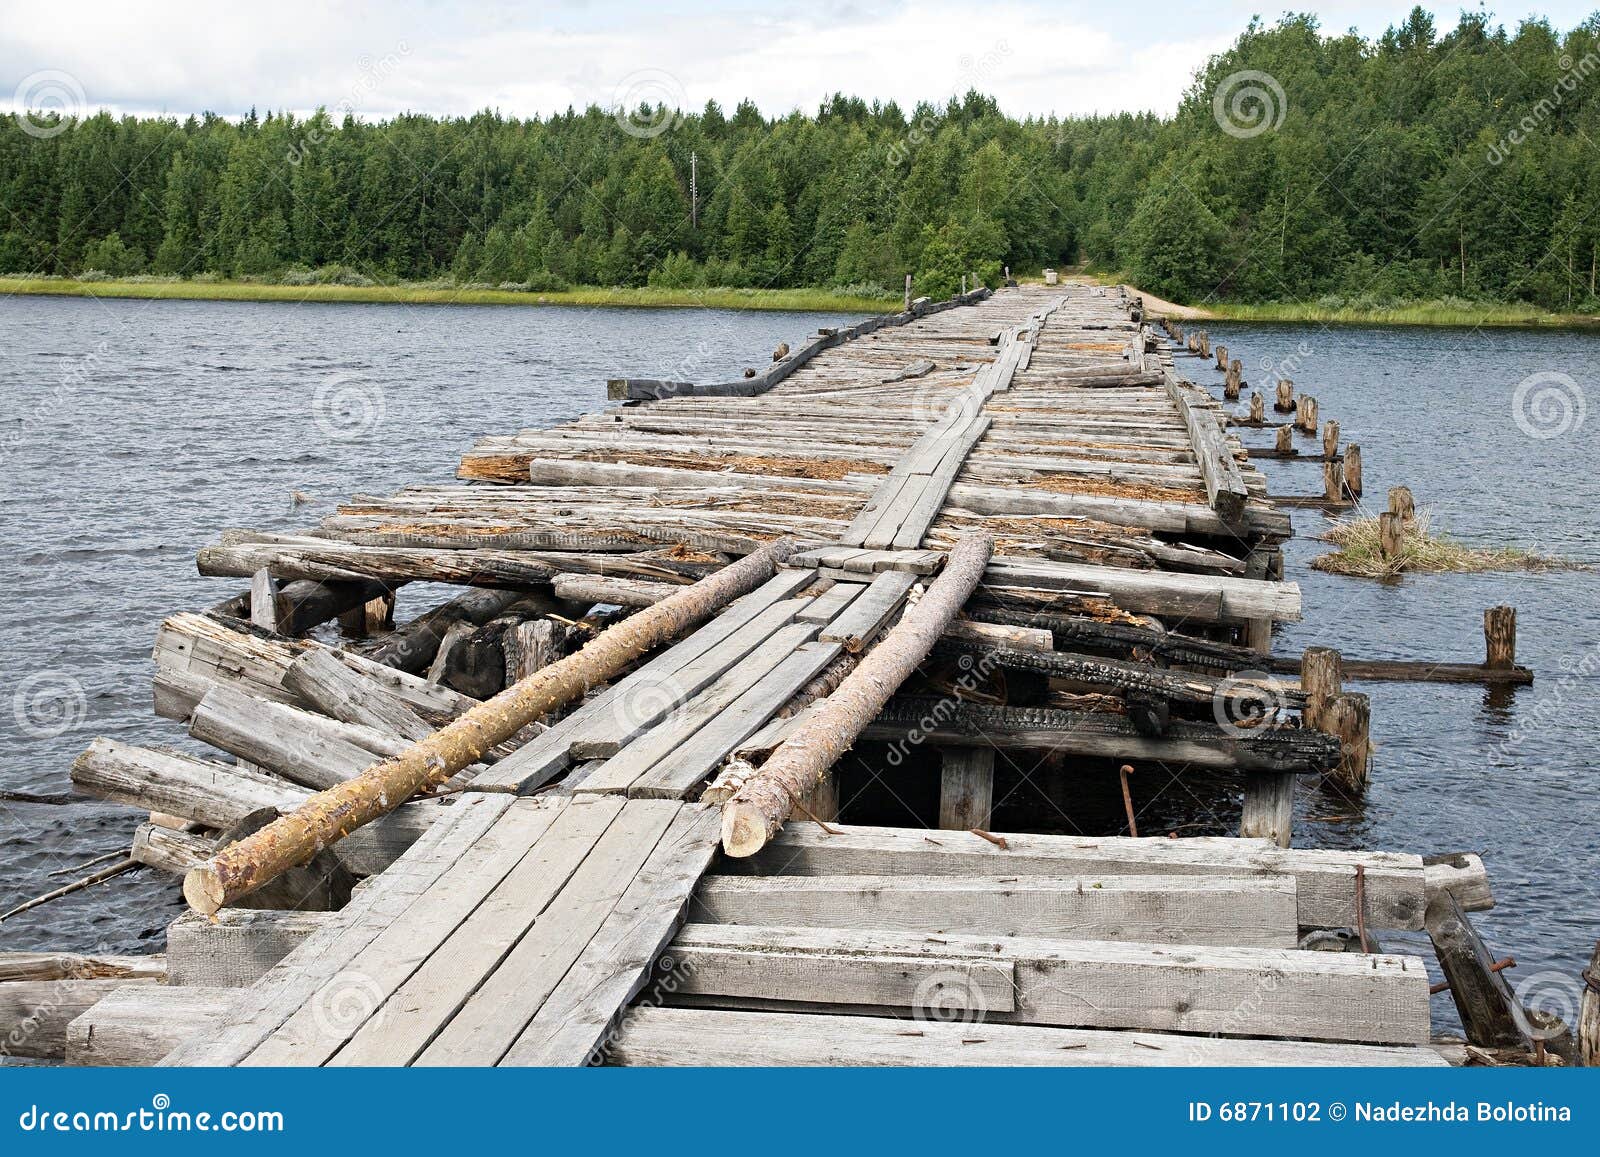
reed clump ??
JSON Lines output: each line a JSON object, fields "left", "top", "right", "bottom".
{"left": 1312, "top": 510, "right": 1575, "bottom": 578}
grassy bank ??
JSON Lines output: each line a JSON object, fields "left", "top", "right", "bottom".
{"left": 0, "top": 276, "right": 898, "bottom": 314}
{"left": 1075, "top": 270, "right": 1600, "bottom": 328}
{"left": 1312, "top": 511, "right": 1575, "bottom": 579}
{"left": 1204, "top": 299, "right": 1600, "bottom": 329}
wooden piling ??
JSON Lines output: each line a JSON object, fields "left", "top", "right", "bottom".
{"left": 1248, "top": 392, "right": 1264, "bottom": 424}
{"left": 1300, "top": 647, "right": 1343, "bottom": 731}
{"left": 903, "top": 273, "right": 912, "bottom": 311}
{"left": 1275, "top": 425, "right": 1293, "bottom": 454}
{"left": 1343, "top": 443, "right": 1363, "bottom": 497}
{"left": 1388, "top": 486, "right": 1415, "bottom": 522}
{"left": 1581, "top": 940, "right": 1598, "bottom": 1066}
{"left": 1322, "top": 419, "right": 1339, "bottom": 459}
{"left": 1224, "top": 359, "right": 1242, "bottom": 400}
{"left": 1296, "top": 395, "right": 1318, "bottom": 434}
{"left": 1323, "top": 459, "right": 1345, "bottom": 502}
{"left": 1215, "top": 344, "right": 1228, "bottom": 370}
{"left": 1323, "top": 691, "right": 1371, "bottom": 792}
{"left": 1274, "top": 379, "right": 1295, "bottom": 413}
{"left": 938, "top": 748, "right": 995, "bottom": 831}
{"left": 1378, "top": 511, "right": 1404, "bottom": 565}
{"left": 1483, "top": 606, "right": 1517, "bottom": 670}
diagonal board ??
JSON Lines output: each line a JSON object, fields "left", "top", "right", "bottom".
{"left": 470, "top": 568, "right": 816, "bottom": 792}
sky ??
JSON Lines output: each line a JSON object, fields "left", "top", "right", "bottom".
{"left": 4, "top": 1, "right": 1599, "bottom": 125}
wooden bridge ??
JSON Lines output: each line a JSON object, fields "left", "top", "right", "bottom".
{"left": 44, "top": 284, "right": 1514, "bottom": 1066}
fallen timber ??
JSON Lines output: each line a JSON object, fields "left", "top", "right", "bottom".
{"left": 35, "top": 283, "right": 1549, "bottom": 1068}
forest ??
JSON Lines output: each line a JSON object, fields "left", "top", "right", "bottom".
{"left": 3, "top": 7, "right": 1600, "bottom": 310}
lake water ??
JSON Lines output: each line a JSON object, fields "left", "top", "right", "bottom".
{"left": 0, "top": 296, "right": 1595, "bottom": 1037}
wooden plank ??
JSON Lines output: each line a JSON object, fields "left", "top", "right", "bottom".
{"left": 694, "top": 873, "right": 1300, "bottom": 947}
{"left": 818, "top": 570, "right": 918, "bottom": 648}
{"left": 2, "top": 978, "right": 159, "bottom": 1060}
{"left": 607, "top": 1007, "right": 1448, "bottom": 1067}
{"left": 67, "top": 985, "right": 238, "bottom": 1067}
{"left": 670, "top": 924, "right": 1430, "bottom": 1044}
{"left": 241, "top": 796, "right": 578, "bottom": 1066}
{"left": 298, "top": 795, "right": 618, "bottom": 1066}
{"left": 723, "top": 824, "right": 1427, "bottom": 930}
{"left": 577, "top": 622, "right": 821, "bottom": 795}
{"left": 938, "top": 747, "right": 994, "bottom": 830}
{"left": 794, "top": 581, "right": 866, "bottom": 623}
{"left": 159, "top": 792, "right": 515, "bottom": 1065}
{"left": 629, "top": 641, "right": 844, "bottom": 799}
{"left": 500, "top": 804, "right": 724, "bottom": 1065}
{"left": 571, "top": 597, "right": 810, "bottom": 759}
{"left": 410, "top": 799, "right": 682, "bottom": 1065}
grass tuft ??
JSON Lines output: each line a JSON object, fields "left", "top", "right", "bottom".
{"left": 1311, "top": 509, "right": 1578, "bottom": 578}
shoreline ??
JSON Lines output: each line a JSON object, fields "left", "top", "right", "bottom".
{"left": 7, "top": 273, "right": 1599, "bottom": 329}
{"left": 0, "top": 277, "right": 896, "bottom": 314}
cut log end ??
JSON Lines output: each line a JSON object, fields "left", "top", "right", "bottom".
{"left": 182, "top": 865, "right": 227, "bottom": 916}
{"left": 721, "top": 802, "right": 770, "bottom": 859}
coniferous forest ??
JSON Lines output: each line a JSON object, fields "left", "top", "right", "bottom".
{"left": 5, "top": 8, "right": 1600, "bottom": 309}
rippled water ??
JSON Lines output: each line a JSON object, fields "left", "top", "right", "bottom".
{"left": 1, "top": 298, "right": 1595, "bottom": 1037}
{"left": 0, "top": 294, "right": 861, "bottom": 953}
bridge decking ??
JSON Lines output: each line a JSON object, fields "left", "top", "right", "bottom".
{"left": 56, "top": 284, "right": 1490, "bottom": 1067}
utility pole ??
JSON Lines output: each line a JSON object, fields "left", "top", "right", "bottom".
{"left": 690, "top": 151, "right": 698, "bottom": 228}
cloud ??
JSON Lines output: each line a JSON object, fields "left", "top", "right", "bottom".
{"left": 0, "top": 0, "right": 1231, "bottom": 122}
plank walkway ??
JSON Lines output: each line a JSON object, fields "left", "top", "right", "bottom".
{"left": 59, "top": 285, "right": 1471, "bottom": 1066}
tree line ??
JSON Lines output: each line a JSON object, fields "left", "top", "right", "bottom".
{"left": 3, "top": 7, "right": 1598, "bottom": 308}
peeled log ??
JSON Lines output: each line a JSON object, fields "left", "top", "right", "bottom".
{"left": 183, "top": 538, "right": 794, "bottom": 914}
{"left": 721, "top": 533, "right": 992, "bottom": 858}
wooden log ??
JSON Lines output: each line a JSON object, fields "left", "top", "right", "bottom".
{"left": 608, "top": 1005, "right": 1444, "bottom": 1066}
{"left": 1388, "top": 485, "right": 1415, "bottom": 521}
{"left": 249, "top": 568, "right": 278, "bottom": 631}
{"left": 65, "top": 985, "right": 236, "bottom": 1066}
{"left": 272, "top": 579, "right": 394, "bottom": 636}
{"left": 1581, "top": 940, "right": 1599, "bottom": 1066}
{"left": 1423, "top": 852, "right": 1494, "bottom": 912}
{"left": 1426, "top": 890, "right": 1522, "bottom": 1047}
{"left": 1322, "top": 419, "right": 1340, "bottom": 459}
{"left": 721, "top": 534, "right": 992, "bottom": 858}
{"left": 426, "top": 620, "right": 475, "bottom": 683}
{"left": 284, "top": 648, "right": 433, "bottom": 742}
{"left": 1323, "top": 692, "right": 1371, "bottom": 792}
{"left": 1239, "top": 774, "right": 1295, "bottom": 848}
{"left": 1, "top": 978, "right": 159, "bottom": 1060}
{"left": 131, "top": 823, "right": 213, "bottom": 873}
{"left": 1274, "top": 379, "right": 1295, "bottom": 413}
{"left": 167, "top": 910, "right": 331, "bottom": 987}
{"left": 189, "top": 684, "right": 393, "bottom": 790}
{"left": 869, "top": 697, "right": 1339, "bottom": 773}
{"left": 1343, "top": 443, "right": 1363, "bottom": 496}
{"left": 1301, "top": 647, "right": 1343, "bottom": 731}
{"left": 938, "top": 748, "right": 994, "bottom": 830}
{"left": 183, "top": 539, "right": 796, "bottom": 914}
{"left": 553, "top": 573, "right": 681, "bottom": 608}
{"left": 366, "top": 587, "right": 530, "bottom": 674}
{"left": 1160, "top": 371, "right": 1247, "bottom": 523}
{"left": 0, "top": 953, "right": 164, "bottom": 985}
{"left": 73, "top": 738, "right": 303, "bottom": 830}
{"left": 1484, "top": 605, "right": 1517, "bottom": 669}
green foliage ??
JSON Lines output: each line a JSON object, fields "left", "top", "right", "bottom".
{"left": 5, "top": 10, "right": 1600, "bottom": 311}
